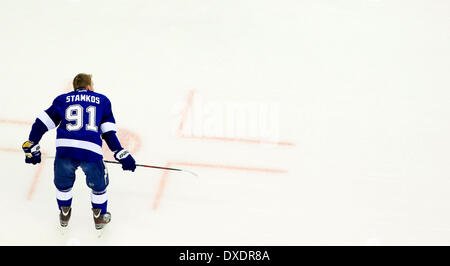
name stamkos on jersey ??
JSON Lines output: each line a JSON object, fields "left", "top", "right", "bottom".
{"left": 66, "top": 94, "right": 100, "bottom": 104}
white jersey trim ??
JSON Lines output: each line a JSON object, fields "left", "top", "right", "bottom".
{"left": 100, "top": 122, "right": 117, "bottom": 134}
{"left": 37, "top": 111, "right": 56, "bottom": 130}
{"left": 55, "top": 138, "right": 103, "bottom": 156}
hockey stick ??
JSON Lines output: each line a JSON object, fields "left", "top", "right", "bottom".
{"left": 44, "top": 156, "right": 198, "bottom": 177}
{"left": 102, "top": 160, "right": 199, "bottom": 177}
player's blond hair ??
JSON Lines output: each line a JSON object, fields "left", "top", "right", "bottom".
{"left": 73, "top": 73, "right": 92, "bottom": 90}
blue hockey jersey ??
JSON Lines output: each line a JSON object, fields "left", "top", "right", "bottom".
{"left": 29, "top": 89, "right": 122, "bottom": 162}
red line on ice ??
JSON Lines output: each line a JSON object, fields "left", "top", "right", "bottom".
{"left": 176, "top": 90, "right": 295, "bottom": 146}
{"left": 151, "top": 161, "right": 287, "bottom": 210}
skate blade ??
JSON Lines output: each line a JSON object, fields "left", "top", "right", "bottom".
{"left": 60, "top": 225, "right": 69, "bottom": 236}
{"left": 96, "top": 227, "right": 107, "bottom": 238}
{"left": 95, "top": 223, "right": 109, "bottom": 238}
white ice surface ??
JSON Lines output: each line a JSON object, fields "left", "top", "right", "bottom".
{"left": 1, "top": 0, "right": 450, "bottom": 245}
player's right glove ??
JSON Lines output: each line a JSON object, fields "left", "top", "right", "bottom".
{"left": 22, "top": 141, "right": 41, "bottom": 165}
{"left": 114, "top": 149, "right": 136, "bottom": 172}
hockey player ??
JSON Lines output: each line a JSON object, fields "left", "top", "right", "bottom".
{"left": 22, "top": 73, "right": 136, "bottom": 230}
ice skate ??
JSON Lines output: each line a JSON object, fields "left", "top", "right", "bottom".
{"left": 59, "top": 206, "right": 72, "bottom": 235}
{"left": 92, "top": 208, "right": 111, "bottom": 230}
{"left": 92, "top": 208, "right": 111, "bottom": 238}
{"left": 59, "top": 206, "right": 72, "bottom": 227}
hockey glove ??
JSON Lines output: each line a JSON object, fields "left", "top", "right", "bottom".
{"left": 114, "top": 149, "right": 136, "bottom": 172}
{"left": 22, "top": 141, "right": 41, "bottom": 165}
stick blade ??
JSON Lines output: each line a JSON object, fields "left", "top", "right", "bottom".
{"left": 183, "top": 169, "right": 199, "bottom": 177}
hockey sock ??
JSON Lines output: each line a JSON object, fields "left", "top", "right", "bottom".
{"left": 56, "top": 188, "right": 73, "bottom": 210}
{"left": 91, "top": 189, "right": 108, "bottom": 214}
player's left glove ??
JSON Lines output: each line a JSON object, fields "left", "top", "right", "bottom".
{"left": 114, "top": 149, "right": 136, "bottom": 172}
{"left": 22, "top": 141, "right": 41, "bottom": 165}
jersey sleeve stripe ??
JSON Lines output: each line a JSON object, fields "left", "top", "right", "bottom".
{"left": 37, "top": 111, "right": 56, "bottom": 130}
{"left": 100, "top": 122, "right": 117, "bottom": 134}
{"left": 55, "top": 139, "right": 103, "bottom": 156}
